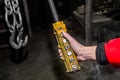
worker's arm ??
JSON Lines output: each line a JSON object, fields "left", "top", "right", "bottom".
{"left": 103, "top": 38, "right": 120, "bottom": 67}
{"left": 62, "top": 32, "right": 120, "bottom": 68}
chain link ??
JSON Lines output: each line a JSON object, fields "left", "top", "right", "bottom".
{"left": 4, "top": 0, "right": 28, "bottom": 49}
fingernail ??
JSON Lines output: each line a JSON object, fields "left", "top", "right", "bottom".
{"left": 62, "top": 32, "right": 66, "bottom": 36}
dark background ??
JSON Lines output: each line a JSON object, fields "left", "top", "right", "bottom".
{"left": 27, "top": 0, "right": 83, "bottom": 27}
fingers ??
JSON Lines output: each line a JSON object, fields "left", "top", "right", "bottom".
{"left": 58, "top": 49, "right": 64, "bottom": 60}
{"left": 58, "top": 49, "right": 86, "bottom": 61}
{"left": 58, "top": 49, "right": 62, "bottom": 56}
{"left": 77, "top": 56, "right": 86, "bottom": 61}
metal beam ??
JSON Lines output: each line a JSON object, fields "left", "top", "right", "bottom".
{"left": 85, "top": 0, "right": 92, "bottom": 45}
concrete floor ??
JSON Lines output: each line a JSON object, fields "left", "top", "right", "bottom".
{"left": 1, "top": 21, "right": 120, "bottom": 80}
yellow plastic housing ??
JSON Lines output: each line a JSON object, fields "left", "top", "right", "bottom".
{"left": 53, "top": 21, "right": 80, "bottom": 72}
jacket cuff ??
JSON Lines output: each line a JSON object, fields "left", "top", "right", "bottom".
{"left": 96, "top": 42, "right": 109, "bottom": 65}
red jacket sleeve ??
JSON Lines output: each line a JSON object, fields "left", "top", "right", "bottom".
{"left": 105, "top": 38, "right": 120, "bottom": 67}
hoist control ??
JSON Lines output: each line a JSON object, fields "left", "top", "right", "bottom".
{"left": 53, "top": 21, "right": 80, "bottom": 72}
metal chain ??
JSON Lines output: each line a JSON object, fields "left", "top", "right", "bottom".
{"left": 4, "top": 0, "right": 28, "bottom": 49}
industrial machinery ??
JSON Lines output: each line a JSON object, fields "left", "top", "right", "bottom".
{"left": 3, "top": 0, "right": 31, "bottom": 63}
{"left": 48, "top": 0, "right": 80, "bottom": 72}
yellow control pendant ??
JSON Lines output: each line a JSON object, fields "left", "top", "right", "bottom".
{"left": 53, "top": 21, "right": 80, "bottom": 72}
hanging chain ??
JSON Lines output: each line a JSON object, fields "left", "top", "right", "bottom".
{"left": 4, "top": 0, "right": 28, "bottom": 49}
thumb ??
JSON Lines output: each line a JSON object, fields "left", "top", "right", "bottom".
{"left": 62, "top": 32, "right": 76, "bottom": 43}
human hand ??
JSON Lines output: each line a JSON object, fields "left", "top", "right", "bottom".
{"left": 58, "top": 32, "right": 96, "bottom": 61}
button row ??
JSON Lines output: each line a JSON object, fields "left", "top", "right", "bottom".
{"left": 61, "top": 33, "right": 77, "bottom": 70}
